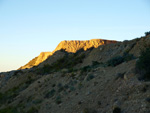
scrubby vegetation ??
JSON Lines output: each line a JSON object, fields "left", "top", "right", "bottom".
{"left": 27, "top": 107, "right": 38, "bottom": 113}
{"left": 0, "top": 74, "right": 35, "bottom": 106}
{"left": 145, "top": 31, "right": 150, "bottom": 36}
{"left": 44, "top": 89, "right": 56, "bottom": 98}
{"left": 113, "top": 107, "right": 121, "bottom": 113}
{"left": 107, "top": 56, "right": 124, "bottom": 67}
{"left": 36, "top": 51, "right": 85, "bottom": 75}
{"left": 136, "top": 48, "right": 150, "bottom": 81}
{"left": 0, "top": 106, "right": 19, "bottom": 113}
{"left": 107, "top": 53, "right": 135, "bottom": 67}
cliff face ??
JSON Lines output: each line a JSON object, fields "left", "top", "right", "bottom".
{"left": 19, "top": 39, "right": 117, "bottom": 69}
{"left": 53, "top": 39, "right": 117, "bottom": 53}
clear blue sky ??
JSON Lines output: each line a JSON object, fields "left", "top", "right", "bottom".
{"left": 0, "top": 0, "right": 150, "bottom": 72}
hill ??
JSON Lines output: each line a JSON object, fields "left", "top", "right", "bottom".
{"left": 19, "top": 39, "right": 117, "bottom": 70}
{"left": 0, "top": 34, "right": 150, "bottom": 113}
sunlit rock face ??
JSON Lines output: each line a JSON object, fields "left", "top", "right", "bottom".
{"left": 53, "top": 39, "right": 117, "bottom": 53}
{"left": 34, "top": 52, "right": 53, "bottom": 66}
{"left": 19, "top": 52, "right": 52, "bottom": 70}
{"left": 19, "top": 39, "right": 117, "bottom": 70}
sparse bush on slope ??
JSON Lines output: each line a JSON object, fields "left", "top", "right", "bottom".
{"left": 107, "top": 53, "right": 135, "bottom": 67}
{"left": 107, "top": 56, "right": 124, "bottom": 67}
{"left": 145, "top": 31, "right": 150, "bottom": 36}
{"left": 136, "top": 48, "right": 150, "bottom": 81}
{"left": 0, "top": 107, "right": 19, "bottom": 113}
{"left": 36, "top": 51, "right": 85, "bottom": 75}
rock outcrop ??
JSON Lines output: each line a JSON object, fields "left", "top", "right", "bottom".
{"left": 53, "top": 39, "right": 117, "bottom": 53}
{"left": 19, "top": 39, "right": 117, "bottom": 69}
{"left": 19, "top": 52, "right": 52, "bottom": 69}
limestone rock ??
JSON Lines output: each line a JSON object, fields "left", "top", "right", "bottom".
{"left": 53, "top": 39, "right": 117, "bottom": 53}
{"left": 19, "top": 52, "right": 52, "bottom": 69}
{"left": 19, "top": 39, "right": 117, "bottom": 69}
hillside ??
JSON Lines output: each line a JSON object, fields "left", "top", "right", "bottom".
{"left": 19, "top": 39, "right": 117, "bottom": 70}
{"left": 0, "top": 34, "right": 150, "bottom": 113}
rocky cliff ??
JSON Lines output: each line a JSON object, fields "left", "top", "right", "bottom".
{"left": 53, "top": 39, "right": 117, "bottom": 53}
{"left": 19, "top": 52, "right": 52, "bottom": 69}
{"left": 19, "top": 39, "right": 117, "bottom": 69}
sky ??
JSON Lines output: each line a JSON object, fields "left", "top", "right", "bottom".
{"left": 0, "top": 0, "right": 150, "bottom": 72}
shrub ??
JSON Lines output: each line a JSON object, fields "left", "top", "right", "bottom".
{"left": 82, "top": 108, "right": 97, "bottom": 113}
{"left": 0, "top": 92, "right": 6, "bottom": 105}
{"left": 64, "top": 84, "right": 69, "bottom": 89}
{"left": 69, "top": 86, "right": 76, "bottom": 91}
{"left": 0, "top": 106, "right": 19, "bottom": 113}
{"left": 78, "top": 82, "right": 83, "bottom": 90}
{"left": 80, "top": 66, "right": 91, "bottom": 73}
{"left": 113, "top": 107, "right": 121, "bottom": 113}
{"left": 107, "top": 53, "right": 135, "bottom": 67}
{"left": 92, "top": 61, "right": 99, "bottom": 66}
{"left": 107, "top": 56, "right": 124, "bottom": 67}
{"left": 13, "top": 70, "right": 23, "bottom": 76}
{"left": 27, "top": 107, "right": 38, "bottom": 113}
{"left": 55, "top": 96, "right": 62, "bottom": 104}
{"left": 136, "top": 48, "right": 150, "bottom": 81}
{"left": 145, "top": 31, "right": 150, "bottom": 36}
{"left": 44, "top": 89, "right": 56, "bottom": 98}
{"left": 82, "top": 108, "right": 90, "bottom": 113}
{"left": 86, "top": 75, "right": 95, "bottom": 81}
{"left": 32, "top": 99, "right": 43, "bottom": 104}
{"left": 58, "top": 87, "right": 64, "bottom": 93}
{"left": 123, "top": 52, "right": 135, "bottom": 62}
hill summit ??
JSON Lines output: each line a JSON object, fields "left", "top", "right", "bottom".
{"left": 19, "top": 39, "right": 117, "bottom": 69}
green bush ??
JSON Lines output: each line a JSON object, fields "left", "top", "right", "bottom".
{"left": 44, "top": 89, "right": 56, "bottom": 98}
{"left": 0, "top": 107, "right": 19, "bottom": 113}
{"left": 136, "top": 48, "right": 150, "bottom": 81}
{"left": 27, "top": 107, "right": 38, "bottom": 113}
{"left": 107, "top": 53, "right": 135, "bottom": 67}
{"left": 107, "top": 56, "right": 124, "bottom": 67}
{"left": 32, "top": 99, "right": 43, "bottom": 104}
{"left": 82, "top": 108, "right": 97, "bottom": 113}
{"left": 86, "top": 75, "right": 95, "bottom": 81}
{"left": 92, "top": 61, "right": 99, "bottom": 66}
{"left": 78, "top": 82, "right": 83, "bottom": 90}
{"left": 145, "top": 31, "right": 150, "bottom": 36}
{"left": 123, "top": 52, "right": 135, "bottom": 62}
{"left": 36, "top": 64, "right": 52, "bottom": 75}
{"left": 55, "top": 96, "right": 62, "bottom": 104}
{"left": 13, "top": 70, "right": 23, "bottom": 76}
{"left": 113, "top": 107, "right": 121, "bottom": 113}
{"left": 80, "top": 66, "right": 91, "bottom": 73}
